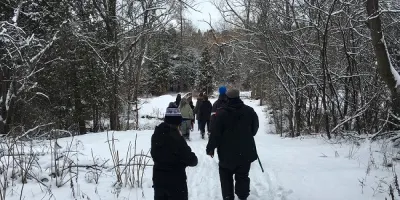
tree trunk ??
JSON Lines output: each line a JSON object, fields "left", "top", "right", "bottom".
{"left": 320, "top": 0, "right": 338, "bottom": 139}
{"left": 73, "top": 69, "right": 86, "bottom": 135}
{"left": 366, "top": 0, "right": 400, "bottom": 129}
{"left": 109, "top": 74, "right": 119, "bottom": 130}
{"left": 0, "top": 67, "right": 10, "bottom": 134}
{"left": 132, "top": 2, "right": 151, "bottom": 130}
{"left": 126, "top": 93, "right": 132, "bottom": 130}
{"left": 279, "top": 94, "right": 283, "bottom": 137}
{"left": 288, "top": 104, "right": 295, "bottom": 137}
{"left": 314, "top": 93, "right": 320, "bottom": 133}
{"left": 92, "top": 104, "right": 99, "bottom": 132}
{"left": 306, "top": 90, "right": 312, "bottom": 134}
{"left": 295, "top": 90, "right": 301, "bottom": 137}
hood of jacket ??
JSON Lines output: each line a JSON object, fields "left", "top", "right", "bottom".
{"left": 179, "top": 98, "right": 188, "bottom": 108}
{"left": 223, "top": 98, "right": 246, "bottom": 121}
{"left": 227, "top": 98, "right": 244, "bottom": 109}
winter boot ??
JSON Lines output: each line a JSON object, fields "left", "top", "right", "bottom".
{"left": 184, "top": 135, "right": 190, "bottom": 141}
{"left": 183, "top": 133, "right": 190, "bottom": 141}
{"left": 223, "top": 196, "right": 234, "bottom": 200}
{"left": 201, "top": 132, "right": 205, "bottom": 139}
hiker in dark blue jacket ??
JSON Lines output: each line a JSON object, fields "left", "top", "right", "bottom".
{"left": 151, "top": 106, "right": 198, "bottom": 200}
{"left": 206, "top": 89, "right": 259, "bottom": 200}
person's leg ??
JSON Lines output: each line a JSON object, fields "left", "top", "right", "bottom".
{"left": 179, "top": 123, "right": 185, "bottom": 137}
{"left": 180, "top": 121, "right": 190, "bottom": 139}
{"left": 154, "top": 187, "right": 168, "bottom": 200}
{"left": 234, "top": 163, "right": 251, "bottom": 200}
{"left": 185, "top": 121, "right": 191, "bottom": 139}
{"left": 219, "top": 165, "right": 235, "bottom": 200}
{"left": 168, "top": 183, "right": 188, "bottom": 200}
{"left": 206, "top": 120, "right": 210, "bottom": 133}
{"left": 199, "top": 120, "right": 206, "bottom": 134}
{"left": 180, "top": 122, "right": 189, "bottom": 139}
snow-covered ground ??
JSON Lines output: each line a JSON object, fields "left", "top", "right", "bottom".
{"left": 2, "top": 93, "right": 399, "bottom": 200}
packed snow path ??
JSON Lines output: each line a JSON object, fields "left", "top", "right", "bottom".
{"left": 185, "top": 99, "right": 290, "bottom": 200}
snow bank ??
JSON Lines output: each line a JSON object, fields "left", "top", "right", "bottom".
{"left": 139, "top": 94, "right": 177, "bottom": 117}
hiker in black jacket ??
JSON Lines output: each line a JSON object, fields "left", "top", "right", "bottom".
{"left": 151, "top": 105, "right": 198, "bottom": 200}
{"left": 206, "top": 89, "right": 259, "bottom": 200}
{"left": 175, "top": 94, "right": 182, "bottom": 107}
{"left": 210, "top": 86, "right": 228, "bottom": 133}
{"left": 198, "top": 94, "right": 212, "bottom": 139}
{"left": 194, "top": 92, "right": 204, "bottom": 131}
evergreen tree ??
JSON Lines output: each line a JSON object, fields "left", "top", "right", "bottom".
{"left": 196, "top": 48, "right": 214, "bottom": 94}
{"left": 145, "top": 31, "right": 172, "bottom": 95}
{"left": 226, "top": 56, "right": 241, "bottom": 86}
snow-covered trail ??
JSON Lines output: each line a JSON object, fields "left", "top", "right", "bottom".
{"left": 8, "top": 93, "right": 389, "bottom": 200}
{"left": 184, "top": 98, "right": 291, "bottom": 200}
{"left": 246, "top": 100, "right": 293, "bottom": 200}
{"left": 186, "top": 139, "right": 221, "bottom": 199}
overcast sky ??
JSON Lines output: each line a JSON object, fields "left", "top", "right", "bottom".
{"left": 186, "top": 0, "right": 222, "bottom": 31}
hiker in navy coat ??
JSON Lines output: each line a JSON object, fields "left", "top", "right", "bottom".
{"left": 206, "top": 89, "right": 259, "bottom": 200}
{"left": 151, "top": 105, "right": 198, "bottom": 200}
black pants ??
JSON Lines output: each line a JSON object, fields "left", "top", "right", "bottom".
{"left": 154, "top": 185, "right": 188, "bottom": 200}
{"left": 219, "top": 163, "right": 251, "bottom": 200}
{"left": 198, "top": 120, "right": 210, "bottom": 134}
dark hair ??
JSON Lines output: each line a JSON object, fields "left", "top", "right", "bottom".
{"left": 199, "top": 92, "right": 204, "bottom": 97}
{"left": 203, "top": 94, "right": 208, "bottom": 101}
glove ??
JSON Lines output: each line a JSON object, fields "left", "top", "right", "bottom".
{"left": 206, "top": 149, "right": 214, "bottom": 158}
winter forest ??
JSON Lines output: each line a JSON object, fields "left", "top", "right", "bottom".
{"left": 2, "top": 0, "right": 400, "bottom": 199}
{"left": 2, "top": 0, "right": 400, "bottom": 137}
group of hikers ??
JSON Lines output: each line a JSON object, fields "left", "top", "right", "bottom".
{"left": 173, "top": 90, "right": 214, "bottom": 140}
{"left": 151, "top": 86, "right": 260, "bottom": 200}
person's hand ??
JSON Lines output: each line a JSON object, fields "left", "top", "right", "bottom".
{"left": 207, "top": 150, "right": 214, "bottom": 158}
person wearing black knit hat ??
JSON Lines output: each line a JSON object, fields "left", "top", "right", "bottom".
{"left": 151, "top": 105, "right": 198, "bottom": 200}
{"left": 206, "top": 88, "right": 259, "bottom": 200}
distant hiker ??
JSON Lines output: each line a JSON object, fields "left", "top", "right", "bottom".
{"left": 151, "top": 106, "right": 198, "bottom": 200}
{"left": 175, "top": 94, "right": 182, "bottom": 107}
{"left": 194, "top": 92, "right": 204, "bottom": 130}
{"left": 187, "top": 95, "right": 195, "bottom": 110}
{"left": 198, "top": 94, "right": 212, "bottom": 139}
{"left": 210, "top": 86, "right": 228, "bottom": 132}
{"left": 179, "top": 98, "right": 194, "bottom": 140}
{"left": 206, "top": 89, "right": 259, "bottom": 200}
{"left": 187, "top": 95, "right": 195, "bottom": 130}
